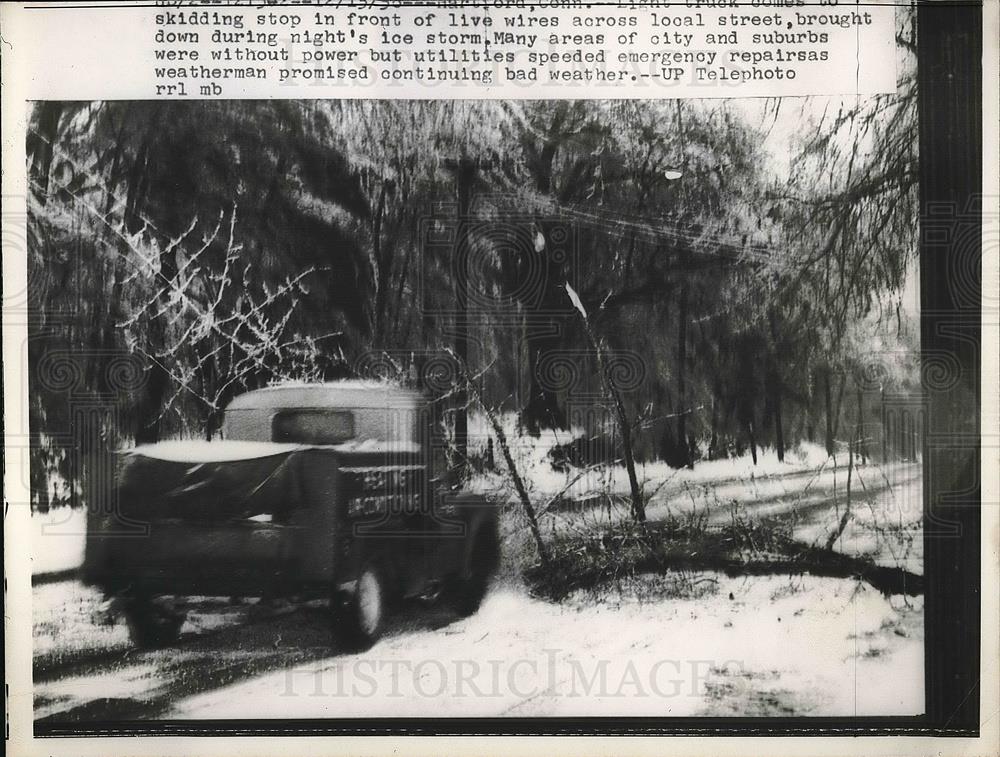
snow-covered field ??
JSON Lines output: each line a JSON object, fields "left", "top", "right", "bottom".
{"left": 466, "top": 415, "right": 834, "bottom": 506}
{"left": 30, "top": 434, "right": 924, "bottom": 722}
{"left": 31, "top": 506, "right": 88, "bottom": 575}
{"left": 466, "top": 422, "right": 921, "bottom": 574}
{"left": 33, "top": 574, "right": 923, "bottom": 721}
{"left": 169, "top": 577, "right": 923, "bottom": 719}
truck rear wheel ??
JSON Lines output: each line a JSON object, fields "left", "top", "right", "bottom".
{"left": 122, "top": 596, "right": 185, "bottom": 649}
{"left": 333, "top": 563, "right": 386, "bottom": 651}
{"left": 452, "top": 528, "right": 499, "bottom": 617}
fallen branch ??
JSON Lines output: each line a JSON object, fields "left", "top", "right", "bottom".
{"left": 446, "top": 348, "right": 550, "bottom": 567}
{"left": 528, "top": 522, "right": 923, "bottom": 601}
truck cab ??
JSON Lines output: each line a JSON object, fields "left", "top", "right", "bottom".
{"left": 84, "top": 382, "right": 499, "bottom": 649}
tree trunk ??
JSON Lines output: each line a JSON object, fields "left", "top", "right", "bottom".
{"left": 389, "top": 212, "right": 417, "bottom": 346}
{"left": 826, "top": 398, "right": 860, "bottom": 551}
{"left": 452, "top": 159, "right": 475, "bottom": 472}
{"left": 577, "top": 309, "right": 644, "bottom": 522}
{"left": 371, "top": 180, "right": 391, "bottom": 345}
{"left": 519, "top": 219, "right": 569, "bottom": 435}
{"left": 767, "top": 360, "right": 785, "bottom": 463}
{"left": 134, "top": 347, "right": 168, "bottom": 444}
{"left": 676, "top": 252, "right": 692, "bottom": 468}
{"left": 522, "top": 334, "right": 568, "bottom": 435}
{"left": 134, "top": 189, "right": 179, "bottom": 444}
{"left": 489, "top": 407, "right": 548, "bottom": 566}
{"left": 824, "top": 367, "right": 835, "bottom": 455}
{"left": 774, "top": 386, "right": 785, "bottom": 463}
{"left": 824, "top": 366, "right": 847, "bottom": 455}
{"left": 518, "top": 105, "right": 571, "bottom": 434}
{"left": 459, "top": 352, "right": 549, "bottom": 566}
{"left": 880, "top": 386, "right": 888, "bottom": 463}
{"left": 856, "top": 386, "right": 868, "bottom": 464}
{"left": 602, "top": 356, "right": 644, "bottom": 521}
{"left": 673, "top": 101, "right": 693, "bottom": 470}
{"left": 708, "top": 395, "right": 719, "bottom": 461}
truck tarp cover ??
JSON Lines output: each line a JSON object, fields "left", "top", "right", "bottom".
{"left": 117, "top": 441, "right": 306, "bottom": 523}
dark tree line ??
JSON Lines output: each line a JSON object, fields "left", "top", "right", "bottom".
{"left": 26, "top": 19, "right": 920, "bottom": 511}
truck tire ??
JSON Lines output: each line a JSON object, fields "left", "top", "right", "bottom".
{"left": 334, "top": 563, "right": 386, "bottom": 651}
{"left": 452, "top": 527, "right": 499, "bottom": 617}
{"left": 122, "top": 596, "right": 185, "bottom": 649}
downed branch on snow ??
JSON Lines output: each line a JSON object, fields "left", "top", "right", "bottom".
{"left": 526, "top": 520, "right": 923, "bottom": 601}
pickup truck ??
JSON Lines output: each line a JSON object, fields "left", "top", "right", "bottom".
{"left": 83, "top": 382, "right": 499, "bottom": 650}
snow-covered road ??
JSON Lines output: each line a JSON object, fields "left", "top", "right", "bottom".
{"left": 32, "top": 460, "right": 924, "bottom": 723}
{"left": 34, "top": 572, "right": 923, "bottom": 722}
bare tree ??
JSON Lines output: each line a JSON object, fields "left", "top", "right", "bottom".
{"left": 565, "top": 283, "right": 645, "bottom": 523}
{"left": 118, "top": 206, "right": 341, "bottom": 437}
{"left": 445, "top": 348, "right": 551, "bottom": 567}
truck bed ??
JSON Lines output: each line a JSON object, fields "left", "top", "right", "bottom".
{"left": 83, "top": 441, "right": 418, "bottom": 592}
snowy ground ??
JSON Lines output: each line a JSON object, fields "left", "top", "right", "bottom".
{"left": 31, "top": 506, "right": 88, "bottom": 575}
{"left": 466, "top": 422, "right": 835, "bottom": 507}
{"left": 33, "top": 574, "right": 923, "bottom": 721}
{"left": 169, "top": 576, "right": 923, "bottom": 719}
{"left": 30, "top": 439, "right": 919, "bottom": 577}
{"left": 467, "top": 425, "right": 921, "bottom": 573}
{"left": 642, "top": 460, "right": 921, "bottom": 573}
{"left": 30, "top": 443, "right": 924, "bottom": 722}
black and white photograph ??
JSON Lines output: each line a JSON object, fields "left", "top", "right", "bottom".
{"left": 3, "top": 0, "right": 993, "bottom": 749}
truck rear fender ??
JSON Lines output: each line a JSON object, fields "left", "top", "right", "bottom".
{"left": 458, "top": 494, "right": 499, "bottom": 577}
